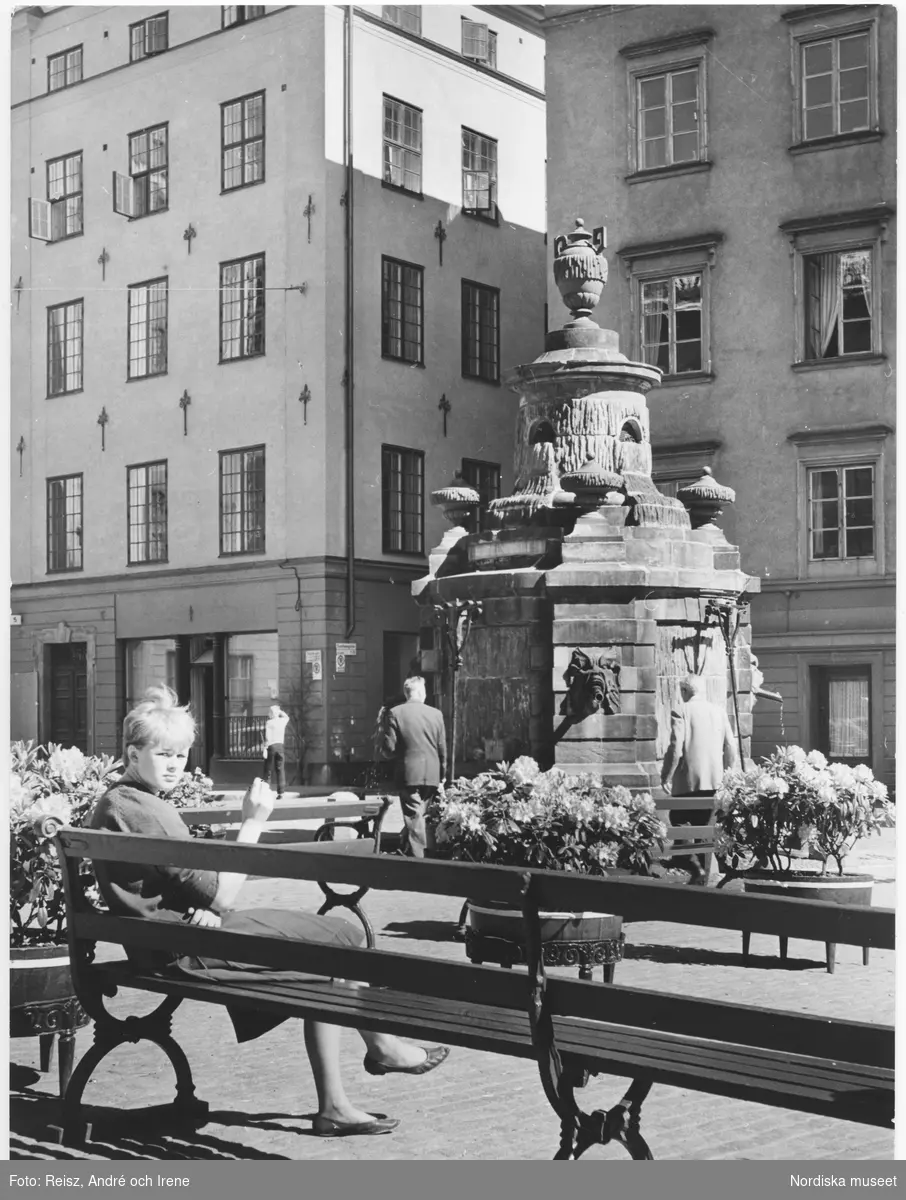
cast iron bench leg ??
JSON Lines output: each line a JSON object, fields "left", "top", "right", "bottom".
{"left": 742, "top": 930, "right": 751, "bottom": 964}
{"left": 863, "top": 945, "right": 871, "bottom": 966}
{"left": 779, "top": 936, "right": 789, "bottom": 962}
{"left": 826, "top": 942, "right": 837, "bottom": 974}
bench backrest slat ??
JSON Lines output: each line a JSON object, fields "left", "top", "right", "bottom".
{"left": 176, "top": 800, "right": 383, "bottom": 826}
{"left": 71, "top": 912, "right": 893, "bottom": 1066}
{"left": 56, "top": 829, "right": 895, "bottom": 948}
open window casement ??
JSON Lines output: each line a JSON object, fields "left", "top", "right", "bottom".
{"left": 146, "top": 15, "right": 168, "bottom": 54}
{"left": 29, "top": 197, "right": 52, "bottom": 241}
{"left": 462, "top": 20, "right": 490, "bottom": 63}
{"left": 113, "top": 171, "right": 136, "bottom": 218}
{"left": 463, "top": 170, "right": 493, "bottom": 212}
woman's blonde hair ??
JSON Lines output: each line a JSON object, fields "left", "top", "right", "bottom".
{"left": 123, "top": 684, "right": 196, "bottom": 752}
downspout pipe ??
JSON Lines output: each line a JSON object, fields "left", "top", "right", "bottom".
{"left": 344, "top": 5, "right": 356, "bottom": 639}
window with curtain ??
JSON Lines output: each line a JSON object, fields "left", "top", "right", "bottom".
{"left": 130, "top": 12, "right": 169, "bottom": 61}
{"left": 381, "top": 6, "right": 421, "bottom": 35}
{"left": 46, "top": 152, "right": 83, "bottom": 240}
{"left": 46, "top": 474, "right": 83, "bottom": 572}
{"left": 125, "top": 638, "right": 179, "bottom": 711}
{"left": 129, "top": 123, "right": 169, "bottom": 217}
{"left": 47, "top": 300, "right": 83, "bottom": 396}
{"left": 811, "top": 665, "right": 871, "bottom": 764}
{"left": 807, "top": 464, "right": 874, "bottom": 560}
{"left": 383, "top": 96, "right": 422, "bottom": 193}
{"left": 462, "top": 128, "right": 497, "bottom": 217}
{"left": 128, "top": 279, "right": 168, "bottom": 379}
{"left": 222, "top": 92, "right": 265, "bottom": 191}
{"left": 48, "top": 46, "right": 82, "bottom": 92}
{"left": 128, "top": 461, "right": 168, "bottom": 564}
{"left": 222, "top": 7, "right": 265, "bottom": 28}
{"left": 220, "top": 254, "right": 265, "bottom": 359}
{"left": 382, "top": 445, "right": 424, "bottom": 554}
{"left": 381, "top": 257, "right": 423, "bottom": 363}
{"left": 805, "top": 248, "right": 872, "bottom": 359}
{"left": 220, "top": 445, "right": 265, "bottom": 554}
{"left": 640, "top": 273, "right": 702, "bottom": 374}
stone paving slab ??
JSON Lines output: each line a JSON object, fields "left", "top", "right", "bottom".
{"left": 9, "top": 830, "right": 895, "bottom": 1162}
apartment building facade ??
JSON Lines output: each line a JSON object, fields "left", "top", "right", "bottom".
{"left": 9, "top": 4, "right": 547, "bottom": 783}
{"left": 543, "top": 4, "right": 895, "bottom": 786}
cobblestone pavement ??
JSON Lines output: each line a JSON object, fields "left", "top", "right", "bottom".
{"left": 9, "top": 823, "right": 895, "bottom": 1163}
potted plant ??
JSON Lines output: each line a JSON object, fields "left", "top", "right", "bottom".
{"left": 428, "top": 757, "right": 666, "bottom": 975}
{"left": 713, "top": 746, "right": 895, "bottom": 971}
{"left": 10, "top": 740, "right": 121, "bottom": 1090}
{"left": 9, "top": 741, "right": 218, "bottom": 1089}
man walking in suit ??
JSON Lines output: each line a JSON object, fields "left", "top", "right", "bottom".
{"left": 661, "top": 674, "right": 739, "bottom": 883}
{"left": 382, "top": 676, "right": 447, "bottom": 858}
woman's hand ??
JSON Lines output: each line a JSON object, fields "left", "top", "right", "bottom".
{"left": 186, "top": 908, "right": 222, "bottom": 929}
{"left": 241, "top": 777, "right": 274, "bottom": 824}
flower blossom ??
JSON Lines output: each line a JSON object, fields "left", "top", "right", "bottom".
{"left": 806, "top": 750, "right": 828, "bottom": 769}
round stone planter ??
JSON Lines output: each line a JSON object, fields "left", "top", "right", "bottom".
{"left": 464, "top": 899, "right": 624, "bottom": 981}
{"left": 10, "top": 944, "right": 90, "bottom": 1096}
{"left": 739, "top": 871, "right": 874, "bottom": 974}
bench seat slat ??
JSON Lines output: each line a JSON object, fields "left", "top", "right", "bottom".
{"left": 57, "top": 830, "right": 895, "bottom": 948}
{"left": 93, "top": 965, "right": 892, "bottom": 1128}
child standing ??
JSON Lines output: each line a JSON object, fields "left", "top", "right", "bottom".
{"left": 262, "top": 703, "right": 290, "bottom": 798}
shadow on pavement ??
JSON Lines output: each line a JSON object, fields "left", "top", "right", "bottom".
{"left": 623, "top": 942, "right": 826, "bottom": 970}
{"left": 380, "top": 919, "right": 463, "bottom": 942}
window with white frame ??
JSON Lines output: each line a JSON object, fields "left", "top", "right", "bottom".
{"left": 128, "top": 279, "right": 168, "bottom": 379}
{"left": 381, "top": 6, "right": 421, "bottom": 36}
{"left": 220, "top": 445, "right": 265, "bottom": 555}
{"left": 220, "top": 254, "right": 265, "bottom": 360}
{"left": 462, "top": 18, "right": 496, "bottom": 68}
{"left": 462, "top": 128, "right": 497, "bottom": 218}
{"left": 222, "top": 6, "right": 264, "bottom": 28}
{"left": 127, "top": 461, "right": 168, "bottom": 564}
{"left": 383, "top": 96, "right": 422, "bottom": 194}
{"left": 788, "top": 10, "right": 879, "bottom": 147}
{"left": 461, "top": 280, "right": 499, "bottom": 382}
{"left": 808, "top": 464, "right": 874, "bottom": 561}
{"left": 781, "top": 210, "right": 889, "bottom": 365}
{"left": 114, "top": 124, "right": 169, "bottom": 218}
{"left": 130, "top": 12, "right": 169, "bottom": 61}
{"left": 382, "top": 445, "right": 424, "bottom": 555}
{"left": 222, "top": 92, "right": 265, "bottom": 191}
{"left": 47, "top": 300, "right": 83, "bottom": 396}
{"left": 790, "top": 425, "right": 889, "bottom": 580}
{"left": 618, "top": 233, "right": 722, "bottom": 379}
{"left": 48, "top": 45, "right": 82, "bottom": 92}
{"left": 621, "top": 29, "right": 712, "bottom": 177}
{"left": 30, "top": 152, "right": 83, "bottom": 243}
{"left": 46, "top": 474, "right": 83, "bottom": 572}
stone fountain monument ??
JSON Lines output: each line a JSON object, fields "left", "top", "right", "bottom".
{"left": 414, "top": 220, "right": 760, "bottom": 795}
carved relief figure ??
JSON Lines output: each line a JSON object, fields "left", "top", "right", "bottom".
{"left": 560, "top": 649, "right": 621, "bottom": 719}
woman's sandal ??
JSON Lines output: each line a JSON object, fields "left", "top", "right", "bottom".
{"left": 363, "top": 1045, "right": 450, "bottom": 1076}
{"left": 312, "top": 1113, "right": 400, "bottom": 1138}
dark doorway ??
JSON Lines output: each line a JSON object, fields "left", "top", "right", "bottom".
{"left": 49, "top": 643, "right": 87, "bottom": 751}
{"left": 189, "top": 664, "right": 214, "bottom": 774}
{"left": 383, "top": 631, "right": 419, "bottom": 708}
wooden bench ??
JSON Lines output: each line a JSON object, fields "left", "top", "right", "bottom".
{"left": 175, "top": 794, "right": 392, "bottom": 947}
{"left": 54, "top": 830, "right": 894, "bottom": 1159}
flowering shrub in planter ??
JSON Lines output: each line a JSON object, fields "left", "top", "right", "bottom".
{"left": 428, "top": 756, "right": 666, "bottom": 875}
{"left": 10, "top": 741, "right": 120, "bottom": 949}
{"left": 10, "top": 743, "right": 220, "bottom": 949}
{"left": 714, "top": 746, "right": 895, "bottom": 876}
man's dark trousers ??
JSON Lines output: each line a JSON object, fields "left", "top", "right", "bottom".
{"left": 382, "top": 698, "right": 447, "bottom": 859}
{"left": 263, "top": 743, "right": 286, "bottom": 797}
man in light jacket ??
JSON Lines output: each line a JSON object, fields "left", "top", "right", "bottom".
{"left": 262, "top": 704, "right": 290, "bottom": 799}
{"left": 381, "top": 676, "right": 447, "bottom": 858}
{"left": 661, "top": 675, "right": 739, "bottom": 883}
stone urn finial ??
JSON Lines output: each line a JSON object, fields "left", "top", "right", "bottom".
{"left": 430, "top": 473, "right": 480, "bottom": 528}
{"left": 559, "top": 455, "right": 624, "bottom": 508}
{"left": 552, "top": 218, "right": 608, "bottom": 326}
{"left": 677, "top": 467, "right": 736, "bottom": 529}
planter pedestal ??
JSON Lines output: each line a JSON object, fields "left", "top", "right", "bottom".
{"left": 10, "top": 947, "right": 91, "bottom": 1097}
{"left": 735, "top": 872, "right": 874, "bottom": 974}
{"left": 464, "top": 903, "right": 624, "bottom": 982}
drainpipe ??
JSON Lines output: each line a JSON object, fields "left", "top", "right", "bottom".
{"left": 344, "top": 5, "right": 356, "bottom": 638}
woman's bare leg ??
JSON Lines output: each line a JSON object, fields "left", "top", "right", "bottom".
{"left": 330, "top": 980, "right": 428, "bottom": 1067}
{"left": 303, "top": 1019, "right": 376, "bottom": 1124}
